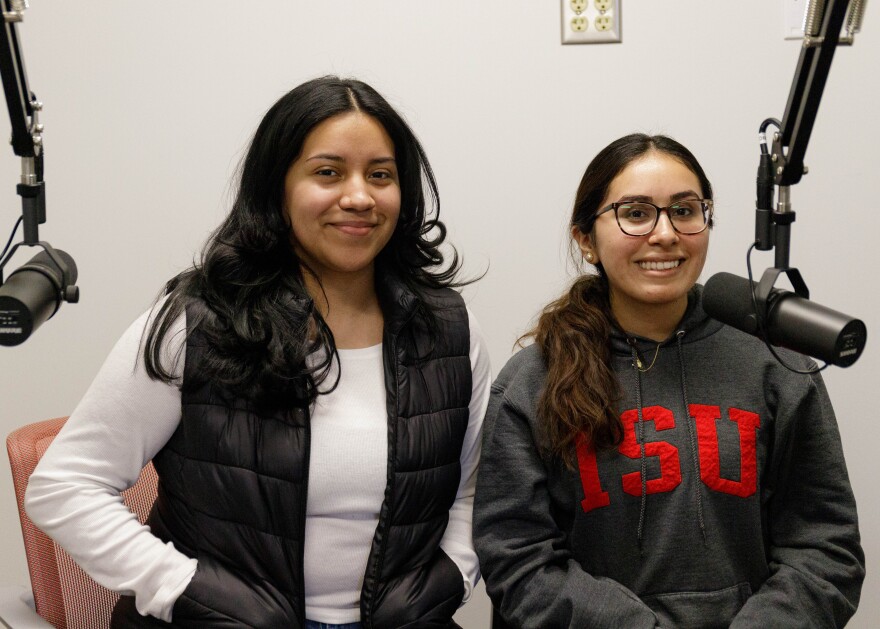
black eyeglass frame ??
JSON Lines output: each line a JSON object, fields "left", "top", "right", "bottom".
{"left": 595, "top": 199, "right": 714, "bottom": 236}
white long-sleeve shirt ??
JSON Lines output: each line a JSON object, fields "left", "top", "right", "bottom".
{"left": 25, "top": 305, "right": 491, "bottom": 623}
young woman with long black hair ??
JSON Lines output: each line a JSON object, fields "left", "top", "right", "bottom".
{"left": 26, "top": 76, "right": 490, "bottom": 629}
{"left": 473, "top": 133, "right": 863, "bottom": 628}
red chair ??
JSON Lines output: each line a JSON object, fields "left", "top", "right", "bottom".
{"left": 7, "top": 417, "right": 158, "bottom": 629}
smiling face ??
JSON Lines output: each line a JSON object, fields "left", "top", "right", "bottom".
{"left": 573, "top": 150, "right": 710, "bottom": 331}
{"left": 284, "top": 112, "right": 401, "bottom": 286}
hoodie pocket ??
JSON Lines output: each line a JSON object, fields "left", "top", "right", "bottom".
{"left": 643, "top": 582, "right": 752, "bottom": 629}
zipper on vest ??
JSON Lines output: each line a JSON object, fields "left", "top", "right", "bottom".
{"left": 298, "top": 402, "right": 311, "bottom": 627}
{"left": 361, "top": 306, "right": 418, "bottom": 628}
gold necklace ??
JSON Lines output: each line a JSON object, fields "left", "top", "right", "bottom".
{"left": 634, "top": 341, "right": 662, "bottom": 372}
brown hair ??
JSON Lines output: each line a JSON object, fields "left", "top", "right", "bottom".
{"left": 526, "top": 133, "right": 713, "bottom": 466}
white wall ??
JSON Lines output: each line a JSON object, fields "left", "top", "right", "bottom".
{"left": 1, "top": 2, "right": 877, "bottom": 627}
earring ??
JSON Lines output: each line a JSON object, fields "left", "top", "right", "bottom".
{"left": 585, "top": 252, "right": 594, "bottom": 263}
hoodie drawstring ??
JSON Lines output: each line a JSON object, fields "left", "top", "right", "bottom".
{"left": 628, "top": 340, "right": 649, "bottom": 552}
{"left": 676, "top": 330, "right": 708, "bottom": 545}
{"left": 628, "top": 332, "right": 708, "bottom": 552}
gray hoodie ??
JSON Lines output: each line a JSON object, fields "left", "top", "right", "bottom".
{"left": 474, "top": 286, "right": 863, "bottom": 628}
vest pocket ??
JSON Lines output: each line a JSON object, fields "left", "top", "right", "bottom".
{"left": 369, "top": 548, "right": 465, "bottom": 628}
{"left": 171, "top": 555, "right": 297, "bottom": 627}
{"left": 642, "top": 582, "right": 752, "bottom": 629}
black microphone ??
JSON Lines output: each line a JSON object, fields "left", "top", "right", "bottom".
{"left": 0, "top": 249, "right": 78, "bottom": 346}
{"left": 703, "top": 272, "right": 867, "bottom": 367}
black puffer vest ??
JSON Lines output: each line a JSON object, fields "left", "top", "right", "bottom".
{"left": 111, "top": 280, "right": 472, "bottom": 628}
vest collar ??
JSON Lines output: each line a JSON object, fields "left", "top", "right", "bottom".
{"left": 376, "top": 271, "right": 422, "bottom": 335}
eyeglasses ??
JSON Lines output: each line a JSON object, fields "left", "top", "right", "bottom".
{"left": 596, "top": 199, "right": 714, "bottom": 236}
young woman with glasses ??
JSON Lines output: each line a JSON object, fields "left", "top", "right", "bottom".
{"left": 25, "top": 76, "right": 490, "bottom": 629}
{"left": 473, "top": 133, "right": 863, "bottom": 628}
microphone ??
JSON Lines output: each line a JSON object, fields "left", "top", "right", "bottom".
{"left": 0, "top": 249, "right": 78, "bottom": 346}
{"left": 703, "top": 272, "right": 866, "bottom": 367}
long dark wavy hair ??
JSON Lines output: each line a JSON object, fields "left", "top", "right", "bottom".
{"left": 527, "top": 133, "right": 714, "bottom": 466}
{"left": 143, "top": 76, "right": 463, "bottom": 406}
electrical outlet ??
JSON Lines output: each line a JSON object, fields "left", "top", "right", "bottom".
{"left": 561, "top": 0, "right": 621, "bottom": 45}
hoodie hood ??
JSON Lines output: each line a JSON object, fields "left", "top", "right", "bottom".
{"left": 609, "top": 284, "right": 724, "bottom": 357}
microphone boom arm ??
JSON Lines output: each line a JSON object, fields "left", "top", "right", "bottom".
{"left": 0, "top": 0, "right": 44, "bottom": 244}
{"left": 0, "top": 0, "right": 77, "bottom": 304}
{"left": 773, "top": 0, "right": 854, "bottom": 187}
{"left": 710, "top": 0, "right": 871, "bottom": 368}
{"left": 754, "top": 0, "right": 865, "bottom": 337}
{"left": 0, "top": 1, "right": 79, "bottom": 347}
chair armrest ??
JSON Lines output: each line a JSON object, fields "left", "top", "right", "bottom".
{"left": 0, "top": 585, "right": 55, "bottom": 628}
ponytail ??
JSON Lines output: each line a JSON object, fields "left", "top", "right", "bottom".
{"left": 525, "top": 273, "right": 622, "bottom": 467}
